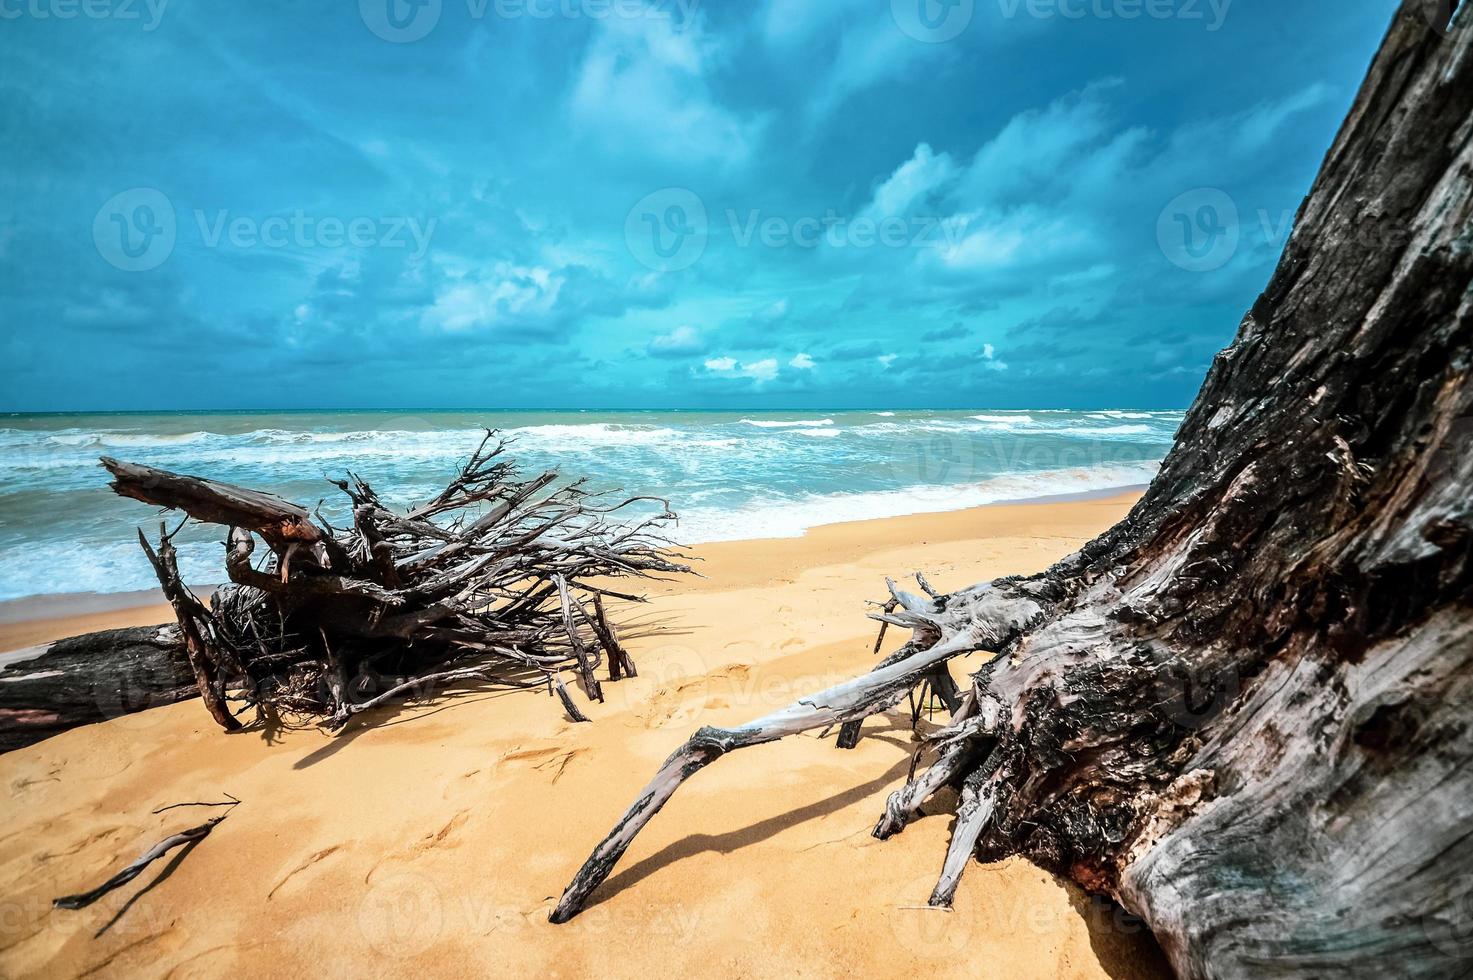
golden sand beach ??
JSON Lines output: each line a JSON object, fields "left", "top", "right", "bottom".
{"left": 0, "top": 494, "right": 1170, "bottom": 979}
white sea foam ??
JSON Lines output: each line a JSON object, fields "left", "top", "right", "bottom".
{"left": 1052, "top": 424, "right": 1155, "bottom": 437}
{"left": 504, "top": 423, "right": 687, "bottom": 448}
{"left": 738, "top": 418, "right": 834, "bottom": 428}
{"left": 0, "top": 410, "right": 1177, "bottom": 599}
{"left": 678, "top": 462, "right": 1160, "bottom": 544}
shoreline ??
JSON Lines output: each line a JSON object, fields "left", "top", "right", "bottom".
{"left": 0, "top": 484, "right": 1145, "bottom": 643}
{"left": 0, "top": 486, "right": 1166, "bottom": 978}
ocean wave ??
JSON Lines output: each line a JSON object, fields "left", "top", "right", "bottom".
{"left": 40, "top": 429, "right": 214, "bottom": 449}
{"left": 504, "top": 423, "right": 688, "bottom": 448}
{"left": 738, "top": 418, "right": 834, "bottom": 428}
{"left": 0, "top": 411, "right": 1176, "bottom": 599}
{"left": 1053, "top": 424, "right": 1154, "bottom": 437}
{"left": 678, "top": 462, "right": 1160, "bottom": 543}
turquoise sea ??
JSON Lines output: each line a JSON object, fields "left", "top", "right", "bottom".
{"left": 0, "top": 409, "right": 1183, "bottom": 601}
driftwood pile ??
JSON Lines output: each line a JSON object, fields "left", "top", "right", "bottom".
{"left": 100, "top": 432, "right": 690, "bottom": 733}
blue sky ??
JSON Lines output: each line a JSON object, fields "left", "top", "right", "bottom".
{"left": 0, "top": 0, "right": 1403, "bottom": 411}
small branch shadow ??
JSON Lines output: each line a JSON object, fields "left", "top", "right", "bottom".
{"left": 92, "top": 838, "right": 201, "bottom": 938}
{"left": 579, "top": 753, "right": 914, "bottom": 912}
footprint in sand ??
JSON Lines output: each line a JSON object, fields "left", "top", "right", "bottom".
{"left": 267, "top": 845, "right": 343, "bottom": 901}
{"left": 496, "top": 745, "right": 586, "bottom": 785}
{"left": 636, "top": 664, "right": 752, "bottom": 728}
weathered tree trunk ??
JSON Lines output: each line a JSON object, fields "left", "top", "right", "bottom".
{"left": 0, "top": 626, "right": 194, "bottom": 753}
{"left": 555, "top": 6, "right": 1473, "bottom": 977}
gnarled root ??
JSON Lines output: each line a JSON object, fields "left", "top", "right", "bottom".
{"left": 550, "top": 582, "right": 1041, "bottom": 923}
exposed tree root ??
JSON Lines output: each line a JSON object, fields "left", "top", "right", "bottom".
{"left": 99, "top": 432, "right": 692, "bottom": 733}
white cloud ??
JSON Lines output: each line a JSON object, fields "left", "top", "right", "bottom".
{"left": 649, "top": 324, "right": 706, "bottom": 355}
{"left": 789, "top": 352, "right": 815, "bottom": 369}
{"left": 877, "top": 353, "right": 897, "bottom": 368}
{"left": 982, "top": 343, "right": 1009, "bottom": 372}
{"left": 756, "top": 298, "right": 789, "bottom": 322}
{"left": 862, "top": 143, "right": 958, "bottom": 221}
{"left": 423, "top": 262, "right": 563, "bottom": 332}
{"left": 704, "top": 355, "right": 781, "bottom": 383}
{"left": 806, "top": 18, "right": 926, "bottom": 122}
{"left": 866, "top": 76, "right": 1334, "bottom": 287}
{"left": 741, "top": 358, "right": 780, "bottom": 382}
{"left": 570, "top": 14, "right": 762, "bottom": 167}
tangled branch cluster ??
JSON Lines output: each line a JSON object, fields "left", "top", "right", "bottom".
{"left": 103, "top": 432, "right": 692, "bottom": 732}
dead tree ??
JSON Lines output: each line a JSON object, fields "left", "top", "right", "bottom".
{"left": 0, "top": 626, "right": 195, "bottom": 752}
{"left": 554, "top": 6, "right": 1473, "bottom": 977}
{"left": 97, "top": 432, "right": 689, "bottom": 732}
